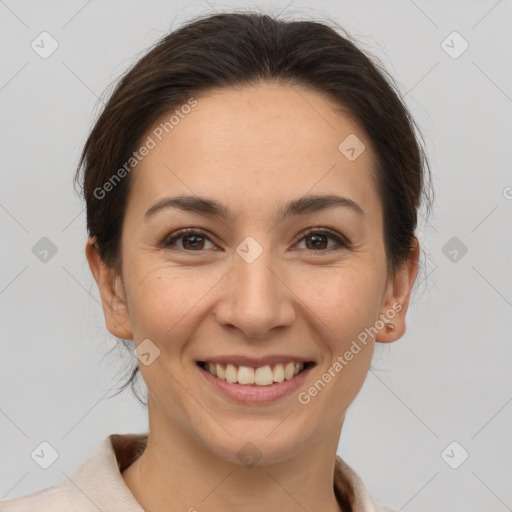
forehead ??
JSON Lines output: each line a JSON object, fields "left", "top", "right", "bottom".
{"left": 128, "top": 83, "right": 381, "bottom": 223}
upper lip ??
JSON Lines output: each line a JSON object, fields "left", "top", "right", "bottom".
{"left": 197, "top": 355, "right": 315, "bottom": 367}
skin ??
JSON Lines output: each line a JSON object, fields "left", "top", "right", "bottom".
{"left": 86, "top": 82, "right": 419, "bottom": 512}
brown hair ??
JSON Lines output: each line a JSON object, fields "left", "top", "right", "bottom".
{"left": 75, "top": 10, "right": 432, "bottom": 404}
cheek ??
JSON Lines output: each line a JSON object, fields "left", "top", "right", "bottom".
{"left": 296, "top": 266, "right": 382, "bottom": 389}
{"left": 294, "top": 265, "right": 384, "bottom": 340}
{"left": 295, "top": 272, "right": 380, "bottom": 420}
{"left": 124, "top": 261, "right": 221, "bottom": 344}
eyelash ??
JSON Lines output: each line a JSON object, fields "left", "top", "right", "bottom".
{"left": 162, "top": 227, "right": 350, "bottom": 254}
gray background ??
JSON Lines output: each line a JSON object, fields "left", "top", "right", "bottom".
{"left": 1, "top": 1, "right": 511, "bottom": 510}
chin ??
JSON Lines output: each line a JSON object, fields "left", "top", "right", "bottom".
{"left": 196, "top": 421, "right": 310, "bottom": 468}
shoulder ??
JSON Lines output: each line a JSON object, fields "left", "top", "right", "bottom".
{"left": 334, "top": 455, "right": 397, "bottom": 512}
{"left": 0, "top": 480, "right": 92, "bottom": 512}
{"left": 0, "top": 433, "right": 147, "bottom": 512}
{"left": 371, "top": 503, "right": 397, "bottom": 512}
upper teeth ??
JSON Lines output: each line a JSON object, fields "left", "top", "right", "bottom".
{"left": 205, "top": 362, "right": 305, "bottom": 386}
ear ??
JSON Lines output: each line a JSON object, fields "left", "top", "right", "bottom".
{"left": 85, "top": 238, "right": 133, "bottom": 340}
{"left": 375, "top": 236, "right": 420, "bottom": 343}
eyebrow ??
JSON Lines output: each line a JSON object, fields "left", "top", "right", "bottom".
{"left": 144, "top": 193, "right": 364, "bottom": 222}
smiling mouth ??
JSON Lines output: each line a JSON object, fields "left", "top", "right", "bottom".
{"left": 196, "top": 361, "right": 314, "bottom": 386}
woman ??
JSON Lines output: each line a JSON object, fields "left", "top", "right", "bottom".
{"left": 1, "top": 10, "right": 431, "bottom": 512}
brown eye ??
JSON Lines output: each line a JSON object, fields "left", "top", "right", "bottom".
{"left": 164, "top": 229, "right": 215, "bottom": 251}
{"left": 163, "top": 227, "right": 349, "bottom": 253}
{"left": 295, "top": 229, "right": 349, "bottom": 251}
{"left": 305, "top": 234, "right": 329, "bottom": 250}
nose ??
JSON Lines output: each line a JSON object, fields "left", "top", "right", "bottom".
{"left": 213, "top": 247, "right": 296, "bottom": 340}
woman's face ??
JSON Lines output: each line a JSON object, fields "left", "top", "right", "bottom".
{"left": 89, "top": 82, "right": 417, "bottom": 465}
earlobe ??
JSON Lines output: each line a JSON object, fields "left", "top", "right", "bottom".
{"left": 85, "top": 238, "right": 133, "bottom": 340}
{"left": 375, "top": 236, "right": 420, "bottom": 343}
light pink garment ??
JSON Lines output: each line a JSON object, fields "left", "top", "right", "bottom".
{"left": 1, "top": 433, "right": 395, "bottom": 512}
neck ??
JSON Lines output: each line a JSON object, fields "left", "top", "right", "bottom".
{"left": 122, "top": 408, "right": 347, "bottom": 512}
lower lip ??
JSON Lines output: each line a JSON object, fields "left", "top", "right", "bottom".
{"left": 197, "top": 363, "right": 314, "bottom": 404}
